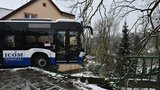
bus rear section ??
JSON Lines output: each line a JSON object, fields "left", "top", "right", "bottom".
{"left": 0, "top": 20, "right": 93, "bottom": 68}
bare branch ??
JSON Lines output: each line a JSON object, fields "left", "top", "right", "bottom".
{"left": 88, "top": 0, "right": 104, "bottom": 22}
{"left": 115, "top": 5, "right": 152, "bottom": 12}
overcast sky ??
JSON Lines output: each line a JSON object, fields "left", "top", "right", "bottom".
{"left": 0, "top": 0, "right": 26, "bottom": 10}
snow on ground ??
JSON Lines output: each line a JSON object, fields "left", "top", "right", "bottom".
{"left": 0, "top": 67, "right": 107, "bottom": 90}
{"left": 72, "top": 55, "right": 102, "bottom": 78}
{"left": 71, "top": 71, "right": 100, "bottom": 78}
{"left": 0, "top": 67, "right": 62, "bottom": 77}
{"left": 87, "top": 84, "right": 107, "bottom": 90}
{"left": 111, "top": 77, "right": 157, "bottom": 82}
{"left": 73, "top": 79, "right": 107, "bottom": 90}
{"left": 121, "top": 87, "right": 156, "bottom": 90}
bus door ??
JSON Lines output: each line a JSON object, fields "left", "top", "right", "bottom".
{"left": 56, "top": 31, "right": 67, "bottom": 62}
{"left": 56, "top": 31, "right": 79, "bottom": 63}
{"left": 68, "top": 31, "right": 79, "bottom": 62}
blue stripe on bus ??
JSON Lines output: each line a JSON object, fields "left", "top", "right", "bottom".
{"left": 3, "top": 57, "right": 57, "bottom": 66}
{"left": 3, "top": 58, "right": 31, "bottom": 66}
{"left": 3, "top": 57, "right": 83, "bottom": 66}
{"left": 49, "top": 58, "right": 57, "bottom": 65}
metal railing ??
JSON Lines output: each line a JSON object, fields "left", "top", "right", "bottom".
{"left": 105, "top": 55, "right": 160, "bottom": 90}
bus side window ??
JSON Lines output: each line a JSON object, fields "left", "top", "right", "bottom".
{"left": 4, "top": 34, "right": 24, "bottom": 49}
{"left": 25, "top": 35, "right": 54, "bottom": 48}
{"left": 26, "top": 36, "right": 36, "bottom": 47}
{"left": 6, "top": 35, "right": 15, "bottom": 48}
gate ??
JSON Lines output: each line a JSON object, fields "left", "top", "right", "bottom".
{"left": 104, "top": 55, "right": 160, "bottom": 90}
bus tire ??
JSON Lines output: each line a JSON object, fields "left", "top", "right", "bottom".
{"left": 33, "top": 56, "right": 49, "bottom": 68}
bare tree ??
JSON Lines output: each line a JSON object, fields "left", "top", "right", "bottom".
{"left": 70, "top": 0, "right": 160, "bottom": 55}
{"left": 113, "top": 0, "right": 160, "bottom": 55}
{"left": 70, "top": 0, "right": 121, "bottom": 54}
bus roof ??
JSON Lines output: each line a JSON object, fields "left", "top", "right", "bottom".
{"left": 0, "top": 19, "right": 83, "bottom": 31}
{"left": 0, "top": 18, "right": 80, "bottom": 23}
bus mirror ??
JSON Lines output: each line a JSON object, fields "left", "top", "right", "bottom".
{"left": 83, "top": 26, "right": 93, "bottom": 35}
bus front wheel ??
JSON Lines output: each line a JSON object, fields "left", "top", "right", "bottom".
{"left": 33, "top": 56, "right": 49, "bottom": 68}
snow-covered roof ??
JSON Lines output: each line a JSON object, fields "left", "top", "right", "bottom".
{"left": 0, "top": 7, "right": 13, "bottom": 19}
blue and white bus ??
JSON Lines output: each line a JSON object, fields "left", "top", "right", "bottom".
{"left": 0, "top": 19, "right": 93, "bottom": 68}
